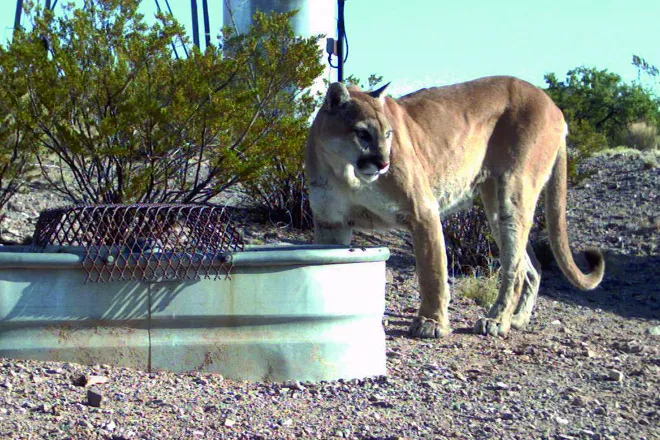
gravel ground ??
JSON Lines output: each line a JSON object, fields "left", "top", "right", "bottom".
{"left": 0, "top": 153, "right": 658, "bottom": 439}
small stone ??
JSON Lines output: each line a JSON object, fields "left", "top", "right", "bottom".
{"left": 223, "top": 418, "right": 236, "bottom": 428}
{"left": 283, "top": 380, "right": 304, "bottom": 391}
{"left": 550, "top": 320, "right": 562, "bottom": 326}
{"left": 41, "top": 403, "right": 52, "bottom": 413}
{"left": 454, "top": 372, "right": 467, "bottom": 381}
{"left": 105, "top": 420, "right": 116, "bottom": 431}
{"left": 571, "top": 396, "right": 587, "bottom": 407}
{"left": 281, "top": 419, "right": 293, "bottom": 427}
{"left": 494, "top": 381, "right": 509, "bottom": 390}
{"left": 500, "top": 412, "right": 515, "bottom": 420}
{"left": 87, "top": 387, "right": 103, "bottom": 407}
{"left": 85, "top": 375, "right": 110, "bottom": 387}
{"left": 555, "top": 416, "right": 569, "bottom": 425}
{"left": 607, "top": 369, "right": 624, "bottom": 382}
{"left": 385, "top": 269, "right": 394, "bottom": 284}
{"left": 646, "top": 325, "right": 660, "bottom": 336}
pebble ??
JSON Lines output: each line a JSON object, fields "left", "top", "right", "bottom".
{"left": 607, "top": 369, "right": 624, "bottom": 382}
{"left": 646, "top": 325, "right": 660, "bottom": 336}
{"left": 571, "top": 396, "right": 588, "bottom": 407}
{"left": 500, "top": 412, "right": 515, "bottom": 420}
{"left": 555, "top": 416, "right": 570, "bottom": 425}
{"left": 454, "top": 372, "right": 467, "bottom": 381}
{"left": 494, "top": 382, "right": 509, "bottom": 390}
{"left": 87, "top": 387, "right": 104, "bottom": 407}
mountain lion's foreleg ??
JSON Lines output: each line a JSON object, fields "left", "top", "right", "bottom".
{"left": 314, "top": 220, "right": 353, "bottom": 245}
{"left": 408, "top": 209, "right": 452, "bottom": 338}
{"left": 474, "top": 179, "right": 536, "bottom": 337}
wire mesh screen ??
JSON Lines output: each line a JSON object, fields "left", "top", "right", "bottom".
{"left": 32, "top": 204, "right": 245, "bottom": 283}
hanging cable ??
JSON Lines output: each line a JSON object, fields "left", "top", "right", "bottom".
{"left": 164, "top": 0, "right": 189, "bottom": 58}
{"left": 154, "top": 0, "right": 181, "bottom": 59}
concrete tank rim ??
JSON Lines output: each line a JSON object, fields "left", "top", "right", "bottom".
{"left": 0, "top": 245, "right": 390, "bottom": 269}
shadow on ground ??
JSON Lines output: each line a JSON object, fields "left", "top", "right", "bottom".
{"left": 539, "top": 251, "right": 660, "bottom": 320}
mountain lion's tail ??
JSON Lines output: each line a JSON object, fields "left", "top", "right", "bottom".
{"left": 545, "top": 137, "right": 605, "bottom": 290}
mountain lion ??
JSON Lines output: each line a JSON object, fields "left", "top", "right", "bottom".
{"left": 305, "top": 76, "right": 604, "bottom": 338}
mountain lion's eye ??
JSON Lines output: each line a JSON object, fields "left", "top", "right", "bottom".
{"left": 355, "top": 129, "right": 371, "bottom": 142}
{"left": 384, "top": 130, "right": 393, "bottom": 139}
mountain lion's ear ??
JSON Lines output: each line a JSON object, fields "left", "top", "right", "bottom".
{"left": 325, "top": 82, "right": 351, "bottom": 111}
{"left": 368, "top": 82, "right": 390, "bottom": 103}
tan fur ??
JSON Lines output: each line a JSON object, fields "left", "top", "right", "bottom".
{"left": 306, "top": 76, "right": 605, "bottom": 338}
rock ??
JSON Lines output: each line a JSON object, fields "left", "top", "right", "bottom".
{"left": 223, "top": 419, "right": 236, "bottom": 427}
{"left": 86, "top": 375, "right": 110, "bottom": 387}
{"left": 386, "top": 268, "right": 394, "bottom": 285}
{"left": 646, "top": 325, "right": 660, "bottom": 336}
{"left": 494, "top": 382, "right": 509, "bottom": 390}
{"left": 283, "top": 380, "right": 304, "bottom": 391}
{"left": 454, "top": 372, "right": 467, "bottom": 381}
{"left": 577, "top": 429, "right": 596, "bottom": 438}
{"left": 607, "top": 369, "right": 624, "bottom": 382}
{"left": 571, "top": 396, "right": 588, "bottom": 407}
{"left": 87, "top": 387, "right": 103, "bottom": 407}
{"left": 555, "top": 416, "right": 569, "bottom": 425}
{"left": 500, "top": 412, "right": 515, "bottom": 421}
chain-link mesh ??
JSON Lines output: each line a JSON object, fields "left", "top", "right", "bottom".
{"left": 32, "top": 204, "right": 244, "bottom": 283}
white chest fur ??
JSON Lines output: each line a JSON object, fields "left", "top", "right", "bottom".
{"left": 309, "top": 178, "right": 404, "bottom": 229}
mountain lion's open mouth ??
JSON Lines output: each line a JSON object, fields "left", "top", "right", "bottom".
{"left": 356, "top": 156, "right": 390, "bottom": 181}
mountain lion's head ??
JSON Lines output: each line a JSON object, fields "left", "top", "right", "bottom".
{"left": 315, "top": 82, "right": 393, "bottom": 183}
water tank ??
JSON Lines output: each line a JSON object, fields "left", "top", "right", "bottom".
{"left": 223, "top": 0, "right": 337, "bottom": 88}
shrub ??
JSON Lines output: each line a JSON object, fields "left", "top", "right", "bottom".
{"left": 2, "top": 0, "right": 323, "bottom": 204}
{"left": 243, "top": 135, "right": 313, "bottom": 229}
{"left": 0, "top": 72, "right": 35, "bottom": 215}
{"left": 565, "top": 118, "right": 608, "bottom": 183}
{"left": 442, "top": 199, "right": 499, "bottom": 277}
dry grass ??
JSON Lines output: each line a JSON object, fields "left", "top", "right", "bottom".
{"left": 454, "top": 269, "right": 500, "bottom": 310}
{"left": 594, "top": 146, "right": 659, "bottom": 168}
{"left": 624, "top": 122, "right": 659, "bottom": 151}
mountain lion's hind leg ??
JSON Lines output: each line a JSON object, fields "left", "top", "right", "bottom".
{"left": 511, "top": 243, "right": 541, "bottom": 330}
{"left": 480, "top": 183, "right": 541, "bottom": 331}
{"left": 474, "top": 178, "right": 536, "bottom": 337}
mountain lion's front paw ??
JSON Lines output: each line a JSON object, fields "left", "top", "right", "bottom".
{"left": 409, "top": 316, "right": 451, "bottom": 338}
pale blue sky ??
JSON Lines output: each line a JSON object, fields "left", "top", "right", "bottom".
{"left": 2, "top": 0, "right": 658, "bottom": 96}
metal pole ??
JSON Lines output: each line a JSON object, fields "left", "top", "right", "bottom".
{"left": 191, "top": 0, "right": 200, "bottom": 48}
{"left": 337, "top": 0, "right": 345, "bottom": 82}
{"left": 45, "top": 0, "right": 51, "bottom": 10}
{"left": 201, "top": 0, "right": 211, "bottom": 48}
{"left": 14, "top": 0, "right": 24, "bottom": 33}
